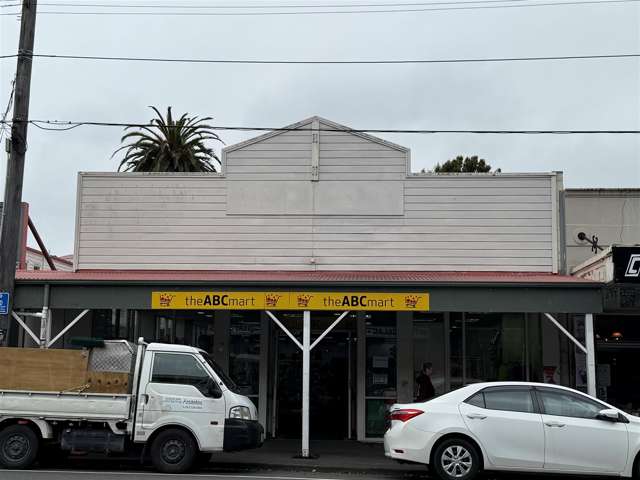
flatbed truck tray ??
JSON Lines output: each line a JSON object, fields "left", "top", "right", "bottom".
{"left": 0, "top": 389, "right": 131, "bottom": 421}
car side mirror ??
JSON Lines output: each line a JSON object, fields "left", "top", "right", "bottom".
{"left": 597, "top": 408, "right": 620, "bottom": 422}
{"left": 208, "top": 378, "right": 222, "bottom": 399}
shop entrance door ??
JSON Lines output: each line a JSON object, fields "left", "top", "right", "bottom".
{"left": 275, "top": 330, "right": 350, "bottom": 439}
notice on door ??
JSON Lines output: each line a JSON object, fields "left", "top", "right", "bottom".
{"left": 151, "top": 291, "right": 429, "bottom": 311}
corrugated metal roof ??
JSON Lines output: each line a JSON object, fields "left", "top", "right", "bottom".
{"left": 15, "top": 269, "right": 599, "bottom": 286}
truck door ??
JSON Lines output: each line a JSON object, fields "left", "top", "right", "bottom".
{"left": 141, "top": 352, "right": 226, "bottom": 451}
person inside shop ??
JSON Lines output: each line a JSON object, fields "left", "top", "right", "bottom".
{"left": 416, "top": 362, "right": 436, "bottom": 402}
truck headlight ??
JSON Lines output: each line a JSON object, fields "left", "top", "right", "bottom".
{"left": 229, "top": 406, "right": 252, "bottom": 420}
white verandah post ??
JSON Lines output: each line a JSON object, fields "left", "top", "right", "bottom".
{"left": 301, "top": 310, "right": 311, "bottom": 458}
{"left": 585, "top": 313, "right": 596, "bottom": 398}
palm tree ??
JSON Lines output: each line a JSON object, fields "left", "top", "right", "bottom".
{"left": 114, "top": 106, "right": 223, "bottom": 172}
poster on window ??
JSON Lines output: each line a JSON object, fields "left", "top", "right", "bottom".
{"left": 372, "top": 356, "right": 389, "bottom": 369}
{"left": 372, "top": 373, "right": 388, "bottom": 385}
{"left": 572, "top": 315, "right": 587, "bottom": 388}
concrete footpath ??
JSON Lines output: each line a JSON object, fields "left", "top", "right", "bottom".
{"left": 212, "top": 439, "right": 426, "bottom": 475}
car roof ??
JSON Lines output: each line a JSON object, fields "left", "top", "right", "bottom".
{"left": 433, "top": 381, "right": 592, "bottom": 403}
{"left": 467, "top": 381, "right": 579, "bottom": 391}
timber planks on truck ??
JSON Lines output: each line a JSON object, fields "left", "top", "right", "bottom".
{"left": 0, "top": 347, "right": 89, "bottom": 392}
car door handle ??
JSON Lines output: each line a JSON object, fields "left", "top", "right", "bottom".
{"left": 545, "top": 421, "right": 565, "bottom": 427}
{"left": 466, "top": 413, "right": 487, "bottom": 420}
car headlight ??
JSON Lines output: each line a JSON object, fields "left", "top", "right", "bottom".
{"left": 229, "top": 406, "right": 252, "bottom": 420}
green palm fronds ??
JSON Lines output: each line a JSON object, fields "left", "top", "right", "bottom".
{"left": 114, "top": 106, "right": 223, "bottom": 172}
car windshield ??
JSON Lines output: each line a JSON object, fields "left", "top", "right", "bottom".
{"left": 201, "top": 352, "right": 239, "bottom": 393}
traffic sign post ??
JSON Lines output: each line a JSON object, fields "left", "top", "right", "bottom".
{"left": 0, "top": 292, "right": 9, "bottom": 315}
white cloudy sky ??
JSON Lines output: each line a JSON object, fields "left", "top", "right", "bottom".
{"left": 1, "top": 0, "right": 639, "bottom": 255}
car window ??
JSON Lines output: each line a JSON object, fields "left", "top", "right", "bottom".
{"left": 465, "top": 392, "right": 486, "bottom": 408}
{"left": 151, "top": 352, "right": 212, "bottom": 396}
{"left": 483, "top": 388, "right": 535, "bottom": 413}
{"left": 537, "top": 388, "right": 604, "bottom": 419}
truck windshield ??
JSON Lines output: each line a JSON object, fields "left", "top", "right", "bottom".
{"left": 201, "top": 353, "right": 239, "bottom": 393}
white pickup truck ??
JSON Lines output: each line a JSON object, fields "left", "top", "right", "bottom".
{"left": 0, "top": 340, "right": 263, "bottom": 473}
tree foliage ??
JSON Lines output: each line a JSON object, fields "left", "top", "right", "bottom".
{"left": 428, "top": 155, "right": 500, "bottom": 174}
{"left": 114, "top": 106, "right": 223, "bottom": 172}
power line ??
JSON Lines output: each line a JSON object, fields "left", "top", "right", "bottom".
{"left": 0, "top": 52, "right": 638, "bottom": 64}
{"left": 1, "top": 0, "right": 638, "bottom": 15}
{"left": 0, "top": 0, "right": 540, "bottom": 9}
{"left": 0, "top": 76, "right": 15, "bottom": 142}
{"left": 2, "top": 119, "right": 639, "bottom": 134}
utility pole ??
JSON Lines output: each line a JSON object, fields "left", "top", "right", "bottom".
{"left": 0, "top": 0, "right": 38, "bottom": 346}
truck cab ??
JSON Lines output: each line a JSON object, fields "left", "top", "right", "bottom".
{"left": 0, "top": 340, "right": 263, "bottom": 474}
{"left": 134, "top": 342, "right": 263, "bottom": 471}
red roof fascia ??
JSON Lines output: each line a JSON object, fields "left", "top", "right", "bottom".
{"left": 15, "top": 269, "right": 599, "bottom": 285}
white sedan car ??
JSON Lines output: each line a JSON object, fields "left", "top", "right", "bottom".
{"left": 384, "top": 382, "right": 640, "bottom": 480}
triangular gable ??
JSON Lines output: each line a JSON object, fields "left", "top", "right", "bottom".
{"left": 222, "top": 116, "right": 409, "bottom": 155}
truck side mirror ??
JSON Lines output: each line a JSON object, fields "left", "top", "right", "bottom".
{"left": 208, "top": 379, "right": 222, "bottom": 399}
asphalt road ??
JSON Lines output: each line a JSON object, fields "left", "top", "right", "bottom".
{"left": 0, "top": 471, "right": 416, "bottom": 480}
{"left": 0, "top": 467, "right": 617, "bottom": 480}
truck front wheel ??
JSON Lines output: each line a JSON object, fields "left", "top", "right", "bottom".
{"left": 0, "top": 425, "right": 40, "bottom": 469}
{"left": 150, "top": 428, "right": 198, "bottom": 474}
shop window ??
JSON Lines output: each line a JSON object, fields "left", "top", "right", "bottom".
{"left": 156, "top": 316, "right": 175, "bottom": 343}
{"left": 365, "top": 312, "right": 396, "bottom": 438}
{"left": 595, "top": 314, "right": 640, "bottom": 414}
{"left": 229, "top": 312, "right": 261, "bottom": 401}
{"left": 413, "top": 313, "right": 445, "bottom": 400}
{"left": 190, "top": 311, "right": 214, "bottom": 352}
{"left": 465, "top": 313, "right": 526, "bottom": 383}
{"left": 450, "top": 313, "right": 541, "bottom": 389}
{"left": 91, "top": 309, "right": 118, "bottom": 340}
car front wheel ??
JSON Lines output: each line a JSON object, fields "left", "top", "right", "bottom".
{"left": 432, "top": 437, "right": 480, "bottom": 480}
{"left": 150, "top": 428, "right": 198, "bottom": 474}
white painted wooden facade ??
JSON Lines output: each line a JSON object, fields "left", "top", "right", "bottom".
{"left": 75, "top": 117, "right": 562, "bottom": 272}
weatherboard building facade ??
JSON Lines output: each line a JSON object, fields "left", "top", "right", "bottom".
{"left": 11, "top": 116, "right": 602, "bottom": 443}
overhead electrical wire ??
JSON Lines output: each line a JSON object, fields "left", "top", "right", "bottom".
{"left": 0, "top": 52, "right": 638, "bottom": 64}
{"left": 0, "top": 76, "right": 15, "bottom": 142}
{"left": 1, "top": 119, "right": 639, "bottom": 134}
{"left": 0, "top": 0, "right": 544, "bottom": 9}
{"left": 1, "top": 0, "right": 638, "bottom": 15}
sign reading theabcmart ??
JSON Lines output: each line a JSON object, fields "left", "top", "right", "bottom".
{"left": 151, "top": 291, "right": 429, "bottom": 311}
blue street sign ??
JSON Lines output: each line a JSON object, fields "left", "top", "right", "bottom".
{"left": 0, "top": 292, "right": 9, "bottom": 315}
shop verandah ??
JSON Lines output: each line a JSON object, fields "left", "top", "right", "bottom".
{"left": 10, "top": 270, "right": 602, "bottom": 454}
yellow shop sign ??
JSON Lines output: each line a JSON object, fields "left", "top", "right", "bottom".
{"left": 151, "top": 291, "right": 429, "bottom": 311}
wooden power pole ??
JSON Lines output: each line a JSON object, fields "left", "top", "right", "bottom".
{"left": 0, "top": 0, "right": 38, "bottom": 346}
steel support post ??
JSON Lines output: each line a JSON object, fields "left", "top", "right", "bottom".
{"left": 38, "top": 284, "right": 50, "bottom": 348}
{"left": 38, "top": 306, "right": 49, "bottom": 348}
{"left": 301, "top": 310, "right": 311, "bottom": 458}
{"left": 585, "top": 313, "right": 596, "bottom": 397}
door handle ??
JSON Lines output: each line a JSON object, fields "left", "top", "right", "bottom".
{"left": 142, "top": 394, "right": 149, "bottom": 404}
{"left": 466, "top": 413, "right": 487, "bottom": 420}
{"left": 545, "top": 421, "right": 565, "bottom": 428}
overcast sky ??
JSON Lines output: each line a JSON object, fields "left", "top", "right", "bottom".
{"left": 1, "top": 0, "right": 639, "bottom": 255}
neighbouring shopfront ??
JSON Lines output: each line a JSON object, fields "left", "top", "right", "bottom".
{"left": 573, "top": 245, "right": 640, "bottom": 415}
